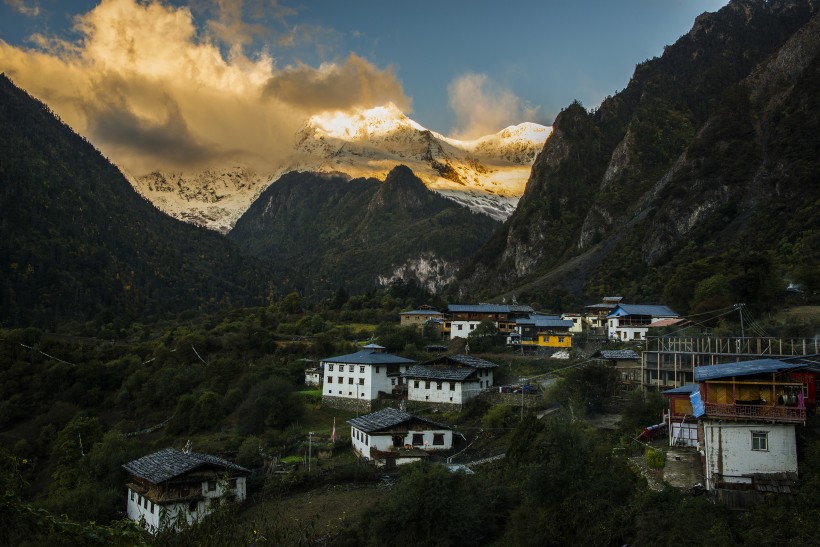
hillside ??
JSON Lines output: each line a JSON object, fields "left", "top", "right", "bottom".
{"left": 0, "top": 74, "right": 287, "bottom": 327}
{"left": 458, "top": 0, "right": 820, "bottom": 314}
{"left": 228, "top": 166, "right": 500, "bottom": 296}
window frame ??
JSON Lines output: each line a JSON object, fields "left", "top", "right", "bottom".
{"left": 751, "top": 430, "right": 769, "bottom": 451}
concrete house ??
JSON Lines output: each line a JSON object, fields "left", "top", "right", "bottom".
{"left": 347, "top": 407, "right": 454, "bottom": 467}
{"left": 123, "top": 448, "right": 249, "bottom": 533}
{"left": 444, "top": 304, "right": 534, "bottom": 340}
{"left": 321, "top": 345, "right": 416, "bottom": 412}
{"left": 508, "top": 315, "right": 574, "bottom": 349}
{"left": 691, "top": 358, "right": 818, "bottom": 507}
{"left": 593, "top": 349, "right": 641, "bottom": 389}
{"left": 403, "top": 354, "right": 498, "bottom": 409}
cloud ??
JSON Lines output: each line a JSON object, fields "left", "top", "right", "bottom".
{"left": 447, "top": 73, "right": 541, "bottom": 139}
{"left": 0, "top": 0, "right": 408, "bottom": 175}
{"left": 5, "top": 0, "right": 39, "bottom": 17}
{"left": 264, "top": 53, "right": 409, "bottom": 112}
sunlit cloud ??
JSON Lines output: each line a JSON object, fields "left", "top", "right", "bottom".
{"left": 0, "top": 0, "right": 408, "bottom": 175}
{"left": 448, "top": 73, "right": 540, "bottom": 139}
{"left": 5, "top": 0, "right": 39, "bottom": 17}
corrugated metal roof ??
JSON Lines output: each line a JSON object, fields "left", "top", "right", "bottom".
{"left": 320, "top": 349, "right": 415, "bottom": 365}
{"left": 662, "top": 383, "right": 700, "bottom": 395}
{"left": 400, "top": 310, "right": 443, "bottom": 315}
{"left": 608, "top": 304, "right": 678, "bottom": 318}
{"left": 516, "top": 315, "right": 574, "bottom": 329}
{"left": 447, "top": 304, "right": 534, "bottom": 314}
{"left": 694, "top": 358, "right": 806, "bottom": 381}
{"left": 403, "top": 365, "right": 476, "bottom": 381}
{"left": 649, "top": 318, "right": 686, "bottom": 328}
{"left": 595, "top": 349, "right": 640, "bottom": 360}
{"left": 346, "top": 407, "right": 449, "bottom": 433}
{"left": 123, "top": 448, "right": 249, "bottom": 484}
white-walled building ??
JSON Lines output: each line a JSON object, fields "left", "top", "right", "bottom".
{"left": 404, "top": 354, "right": 498, "bottom": 408}
{"left": 606, "top": 303, "right": 679, "bottom": 341}
{"left": 347, "top": 407, "right": 454, "bottom": 467}
{"left": 321, "top": 345, "right": 416, "bottom": 411}
{"left": 445, "top": 304, "right": 534, "bottom": 340}
{"left": 123, "top": 448, "right": 249, "bottom": 534}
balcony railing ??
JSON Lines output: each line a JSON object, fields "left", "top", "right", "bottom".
{"left": 704, "top": 402, "right": 806, "bottom": 423}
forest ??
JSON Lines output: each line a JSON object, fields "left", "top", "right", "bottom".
{"left": 2, "top": 284, "right": 820, "bottom": 546}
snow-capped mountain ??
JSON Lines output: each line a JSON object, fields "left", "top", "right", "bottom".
{"left": 130, "top": 104, "right": 550, "bottom": 231}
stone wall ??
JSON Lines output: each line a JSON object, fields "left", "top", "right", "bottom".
{"left": 322, "top": 395, "right": 372, "bottom": 413}
{"left": 480, "top": 391, "right": 542, "bottom": 408}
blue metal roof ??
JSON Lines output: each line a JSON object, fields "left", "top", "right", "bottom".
{"left": 320, "top": 349, "right": 415, "bottom": 365}
{"left": 608, "top": 304, "right": 678, "bottom": 318}
{"left": 662, "top": 383, "right": 700, "bottom": 395}
{"left": 694, "top": 358, "right": 807, "bottom": 381}
{"left": 516, "top": 315, "right": 574, "bottom": 329}
{"left": 447, "top": 304, "right": 534, "bottom": 314}
{"left": 400, "top": 310, "right": 443, "bottom": 315}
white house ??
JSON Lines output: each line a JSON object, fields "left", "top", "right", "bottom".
{"left": 606, "top": 303, "right": 678, "bottom": 341}
{"left": 123, "top": 448, "right": 249, "bottom": 534}
{"left": 347, "top": 407, "right": 454, "bottom": 467}
{"left": 560, "top": 313, "right": 584, "bottom": 333}
{"left": 321, "top": 345, "right": 416, "bottom": 411}
{"left": 403, "top": 354, "right": 498, "bottom": 408}
{"left": 304, "top": 367, "right": 322, "bottom": 387}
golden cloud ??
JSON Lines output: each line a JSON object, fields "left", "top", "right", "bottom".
{"left": 0, "top": 0, "right": 408, "bottom": 175}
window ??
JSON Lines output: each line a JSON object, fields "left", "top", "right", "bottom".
{"left": 457, "top": 324, "right": 463, "bottom": 331}
{"left": 130, "top": 490, "right": 135, "bottom": 501}
{"left": 433, "top": 433, "right": 444, "bottom": 446}
{"left": 450, "top": 382, "right": 455, "bottom": 391}
{"left": 207, "top": 480, "right": 216, "bottom": 492}
{"left": 414, "top": 380, "right": 419, "bottom": 388}
{"left": 558, "top": 337, "right": 564, "bottom": 343}
{"left": 229, "top": 478, "right": 237, "bottom": 489}
{"left": 425, "top": 381, "right": 431, "bottom": 389}
{"left": 436, "top": 382, "right": 442, "bottom": 390}
{"left": 349, "top": 365, "right": 354, "bottom": 372}
{"left": 752, "top": 431, "right": 768, "bottom": 451}
{"left": 412, "top": 434, "right": 424, "bottom": 446}
{"left": 359, "top": 378, "right": 364, "bottom": 385}
{"left": 338, "top": 377, "right": 343, "bottom": 384}
{"left": 150, "top": 501, "right": 155, "bottom": 513}
{"left": 360, "top": 366, "right": 365, "bottom": 373}
{"left": 391, "top": 378, "right": 396, "bottom": 386}
{"left": 348, "top": 377, "right": 353, "bottom": 384}
{"left": 189, "top": 500, "right": 197, "bottom": 512}
{"left": 375, "top": 366, "right": 380, "bottom": 373}
{"left": 327, "top": 376, "right": 332, "bottom": 383}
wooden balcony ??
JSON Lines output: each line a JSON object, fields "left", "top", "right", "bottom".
{"left": 704, "top": 402, "right": 806, "bottom": 423}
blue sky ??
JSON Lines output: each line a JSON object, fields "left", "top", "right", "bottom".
{"left": 0, "top": 0, "right": 728, "bottom": 171}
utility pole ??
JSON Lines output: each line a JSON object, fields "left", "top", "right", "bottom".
{"left": 734, "top": 303, "right": 746, "bottom": 338}
{"left": 308, "top": 431, "right": 314, "bottom": 472}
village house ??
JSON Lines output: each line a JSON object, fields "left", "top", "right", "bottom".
{"left": 593, "top": 349, "right": 641, "bottom": 389}
{"left": 444, "top": 303, "right": 534, "bottom": 339}
{"left": 584, "top": 296, "right": 623, "bottom": 335}
{"left": 403, "top": 354, "right": 498, "bottom": 409}
{"left": 508, "top": 314, "right": 574, "bottom": 349}
{"left": 347, "top": 407, "right": 455, "bottom": 468}
{"left": 123, "top": 448, "right": 249, "bottom": 534}
{"left": 662, "top": 383, "right": 700, "bottom": 448}
{"left": 399, "top": 308, "right": 444, "bottom": 329}
{"left": 560, "top": 313, "right": 584, "bottom": 333}
{"left": 688, "top": 358, "right": 818, "bottom": 508}
{"left": 321, "top": 344, "right": 416, "bottom": 412}
{"left": 304, "top": 366, "right": 321, "bottom": 387}
{"left": 606, "top": 303, "right": 679, "bottom": 342}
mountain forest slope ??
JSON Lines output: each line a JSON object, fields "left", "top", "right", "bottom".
{"left": 0, "top": 74, "right": 289, "bottom": 327}
{"left": 228, "top": 166, "right": 500, "bottom": 296}
{"left": 459, "top": 0, "right": 820, "bottom": 315}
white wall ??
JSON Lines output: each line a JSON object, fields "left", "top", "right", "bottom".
{"left": 350, "top": 426, "right": 453, "bottom": 459}
{"left": 323, "top": 362, "right": 410, "bottom": 401}
{"left": 126, "top": 476, "right": 247, "bottom": 534}
{"left": 703, "top": 421, "right": 797, "bottom": 490}
{"left": 450, "top": 321, "right": 482, "bottom": 339}
{"left": 407, "top": 372, "right": 491, "bottom": 405}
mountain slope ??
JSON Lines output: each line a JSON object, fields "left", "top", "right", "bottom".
{"left": 228, "top": 166, "right": 500, "bottom": 295}
{"left": 130, "top": 106, "right": 549, "bottom": 231}
{"left": 0, "top": 74, "right": 285, "bottom": 327}
{"left": 459, "top": 0, "right": 820, "bottom": 313}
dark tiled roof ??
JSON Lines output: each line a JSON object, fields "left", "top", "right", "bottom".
{"left": 595, "top": 349, "right": 640, "bottom": 360}
{"left": 347, "top": 407, "right": 450, "bottom": 433}
{"left": 123, "top": 448, "right": 249, "bottom": 484}
{"left": 403, "top": 365, "right": 476, "bottom": 381}
{"left": 694, "top": 358, "right": 808, "bottom": 381}
{"left": 320, "top": 349, "right": 415, "bottom": 365}
{"left": 434, "top": 354, "right": 498, "bottom": 369}
{"left": 447, "top": 304, "right": 534, "bottom": 314}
